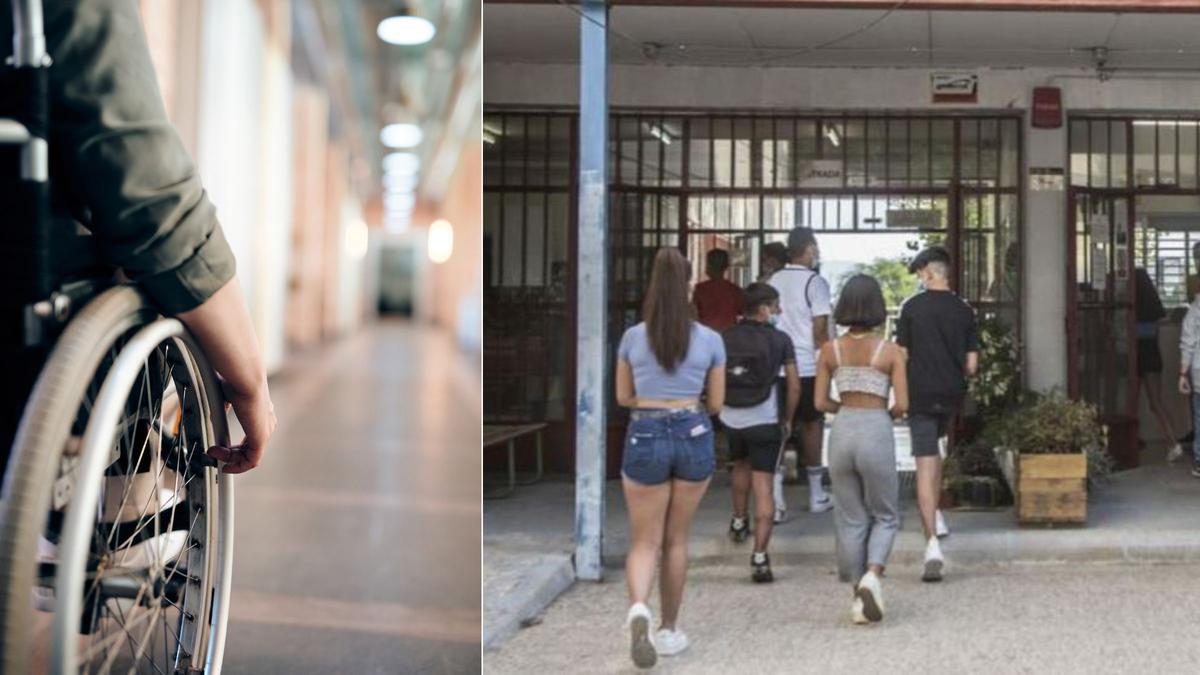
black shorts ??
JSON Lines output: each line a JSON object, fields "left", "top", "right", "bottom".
{"left": 795, "top": 377, "right": 824, "bottom": 424}
{"left": 1137, "top": 337, "right": 1163, "bottom": 376}
{"left": 909, "top": 412, "right": 951, "bottom": 457}
{"left": 726, "top": 423, "right": 784, "bottom": 473}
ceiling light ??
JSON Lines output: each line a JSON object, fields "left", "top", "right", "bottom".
{"left": 648, "top": 124, "right": 672, "bottom": 145}
{"left": 428, "top": 219, "right": 453, "bottom": 264}
{"left": 824, "top": 124, "right": 841, "bottom": 147}
{"left": 1132, "top": 120, "right": 1200, "bottom": 127}
{"left": 383, "top": 152, "right": 420, "bottom": 175}
{"left": 385, "top": 192, "right": 415, "bottom": 212}
{"left": 381, "top": 123, "right": 423, "bottom": 148}
{"left": 483, "top": 122, "right": 503, "bottom": 137}
{"left": 384, "top": 172, "right": 419, "bottom": 191}
{"left": 482, "top": 130, "right": 497, "bottom": 145}
{"left": 377, "top": 16, "right": 436, "bottom": 46}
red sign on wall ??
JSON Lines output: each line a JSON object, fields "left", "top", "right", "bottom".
{"left": 1031, "top": 87, "right": 1063, "bottom": 129}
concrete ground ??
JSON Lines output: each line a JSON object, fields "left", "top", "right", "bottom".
{"left": 483, "top": 443, "right": 1200, "bottom": 656}
{"left": 221, "top": 320, "right": 481, "bottom": 674}
{"left": 483, "top": 561, "right": 1200, "bottom": 674}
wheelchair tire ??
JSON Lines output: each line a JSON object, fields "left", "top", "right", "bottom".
{"left": 0, "top": 285, "right": 234, "bottom": 674}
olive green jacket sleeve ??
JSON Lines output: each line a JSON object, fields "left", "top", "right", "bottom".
{"left": 18, "top": 0, "right": 236, "bottom": 313}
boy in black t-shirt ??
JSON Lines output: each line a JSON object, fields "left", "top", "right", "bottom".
{"left": 721, "top": 283, "right": 801, "bottom": 583}
{"left": 896, "top": 246, "right": 979, "bottom": 583}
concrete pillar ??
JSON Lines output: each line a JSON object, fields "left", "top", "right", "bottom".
{"left": 574, "top": 0, "right": 609, "bottom": 582}
{"left": 1024, "top": 117, "right": 1069, "bottom": 392}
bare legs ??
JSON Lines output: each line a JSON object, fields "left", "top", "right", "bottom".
{"left": 748, "top": 471, "right": 775, "bottom": 552}
{"left": 1141, "top": 372, "right": 1178, "bottom": 450}
{"left": 623, "top": 476, "right": 711, "bottom": 631}
{"left": 801, "top": 419, "right": 823, "bottom": 470}
{"left": 730, "top": 459, "right": 751, "bottom": 520}
{"left": 915, "top": 455, "right": 942, "bottom": 540}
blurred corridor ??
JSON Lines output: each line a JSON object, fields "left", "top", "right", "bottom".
{"left": 224, "top": 319, "right": 481, "bottom": 674}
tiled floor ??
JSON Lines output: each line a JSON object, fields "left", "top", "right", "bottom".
{"left": 222, "top": 320, "right": 481, "bottom": 674}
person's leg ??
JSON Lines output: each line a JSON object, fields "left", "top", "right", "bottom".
{"left": 622, "top": 478, "right": 672, "bottom": 607}
{"left": 910, "top": 414, "right": 942, "bottom": 540}
{"left": 659, "top": 477, "right": 711, "bottom": 630}
{"left": 1193, "top": 392, "right": 1200, "bottom": 466}
{"left": 828, "top": 422, "right": 868, "bottom": 584}
{"left": 752, "top": 470, "right": 776, "bottom": 553}
{"left": 859, "top": 413, "right": 902, "bottom": 576}
{"left": 731, "top": 459, "right": 751, "bottom": 519}
{"left": 1142, "top": 372, "right": 1180, "bottom": 453}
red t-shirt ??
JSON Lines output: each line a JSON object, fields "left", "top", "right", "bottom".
{"left": 692, "top": 278, "right": 746, "bottom": 333}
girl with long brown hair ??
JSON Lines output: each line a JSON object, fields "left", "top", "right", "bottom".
{"left": 614, "top": 248, "right": 726, "bottom": 668}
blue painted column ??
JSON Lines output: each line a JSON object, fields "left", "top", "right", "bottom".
{"left": 574, "top": 0, "right": 609, "bottom": 582}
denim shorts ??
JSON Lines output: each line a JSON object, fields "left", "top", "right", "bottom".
{"left": 622, "top": 407, "right": 715, "bottom": 485}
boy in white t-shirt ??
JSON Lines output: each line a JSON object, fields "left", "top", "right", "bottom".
{"left": 768, "top": 227, "right": 834, "bottom": 513}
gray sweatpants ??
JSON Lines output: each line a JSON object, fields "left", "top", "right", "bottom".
{"left": 828, "top": 407, "right": 901, "bottom": 583}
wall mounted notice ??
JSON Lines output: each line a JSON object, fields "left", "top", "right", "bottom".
{"left": 799, "top": 160, "right": 844, "bottom": 188}
{"left": 1030, "top": 167, "right": 1064, "bottom": 191}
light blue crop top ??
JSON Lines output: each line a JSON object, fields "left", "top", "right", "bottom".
{"left": 618, "top": 322, "right": 726, "bottom": 400}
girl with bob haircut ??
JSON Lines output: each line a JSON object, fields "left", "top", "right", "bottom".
{"left": 614, "top": 248, "right": 726, "bottom": 667}
{"left": 814, "top": 274, "right": 908, "bottom": 624}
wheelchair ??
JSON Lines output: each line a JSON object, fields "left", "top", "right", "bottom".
{"left": 0, "top": 1, "right": 234, "bottom": 672}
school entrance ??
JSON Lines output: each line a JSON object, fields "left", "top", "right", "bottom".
{"left": 484, "top": 109, "right": 1023, "bottom": 471}
{"left": 1068, "top": 115, "right": 1200, "bottom": 468}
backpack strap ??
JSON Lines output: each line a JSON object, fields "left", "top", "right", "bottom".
{"left": 803, "top": 271, "right": 815, "bottom": 310}
{"left": 832, "top": 338, "right": 842, "bottom": 366}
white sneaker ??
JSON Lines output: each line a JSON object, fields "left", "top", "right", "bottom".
{"left": 626, "top": 603, "right": 657, "bottom": 669}
{"left": 809, "top": 494, "right": 833, "bottom": 513}
{"left": 855, "top": 571, "right": 884, "bottom": 622}
{"left": 850, "top": 596, "right": 869, "bottom": 625}
{"left": 654, "top": 628, "right": 689, "bottom": 656}
{"left": 935, "top": 510, "right": 950, "bottom": 538}
{"left": 1167, "top": 444, "right": 1185, "bottom": 463}
{"left": 773, "top": 508, "right": 787, "bottom": 524}
{"left": 923, "top": 537, "right": 945, "bottom": 583}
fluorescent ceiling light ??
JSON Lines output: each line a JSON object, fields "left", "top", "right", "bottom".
{"left": 381, "top": 123, "right": 423, "bottom": 149}
{"left": 482, "top": 130, "right": 497, "bottom": 145}
{"left": 383, "top": 152, "right": 420, "bottom": 175}
{"left": 384, "top": 193, "right": 415, "bottom": 212}
{"left": 648, "top": 124, "right": 672, "bottom": 145}
{"left": 428, "top": 219, "right": 454, "bottom": 264}
{"left": 483, "top": 122, "right": 503, "bottom": 137}
{"left": 1132, "top": 120, "right": 1200, "bottom": 127}
{"left": 384, "top": 172, "right": 419, "bottom": 192}
{"left": 377, "top": 16, "right": 436, "bottom": 46}
{"left": 824, "top": 124, "right": 841, "bottom": 147}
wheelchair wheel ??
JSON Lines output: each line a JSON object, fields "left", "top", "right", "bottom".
{"left": 0, "top": 286, "right": 234, "bottom": 674}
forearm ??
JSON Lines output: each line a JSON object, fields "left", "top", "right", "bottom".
{"left": 177, "top": 277, "right": 267, "bottom": 397}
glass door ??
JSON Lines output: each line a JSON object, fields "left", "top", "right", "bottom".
{"left": 1068, "top": 191, "right": 1138, "bottom": 467}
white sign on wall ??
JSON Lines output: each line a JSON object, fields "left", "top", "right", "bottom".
{"left": 799, "top": 160, "right": 844, "bottom": 188}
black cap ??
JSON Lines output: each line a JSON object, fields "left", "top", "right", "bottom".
{"left": 908, "top": 245, "right": 952, "bottom": 273}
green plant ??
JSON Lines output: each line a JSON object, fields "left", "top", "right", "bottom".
{"left": 997, "top": 390, "right": 1102, "bottom": 455}
{"left": 837, "top": 256, "right": 918, "bottom": 309}
{"left": 969, "top": 316, "right": 1022, "bottom": 422}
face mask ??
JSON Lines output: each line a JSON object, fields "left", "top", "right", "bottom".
{"left": 768, "top": 314, "right": 780, "bottom": 327}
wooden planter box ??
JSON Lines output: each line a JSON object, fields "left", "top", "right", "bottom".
{"left": 1016, "top": 453, "right": 1087, "bottom": 525}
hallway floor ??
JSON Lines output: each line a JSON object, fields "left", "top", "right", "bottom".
{"left": 222, "top": 320, "right": 481, "bottom": 674}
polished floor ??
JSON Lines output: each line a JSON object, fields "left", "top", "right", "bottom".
{"left": 223, "top": 320, "right": 481, "bottom": 674}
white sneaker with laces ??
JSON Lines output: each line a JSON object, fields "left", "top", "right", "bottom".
{"left": 654, "top": 628, "right": 689, "bottom": 656}
{"left": 626, "top": 603, "right": 657, "bottom": 669}
{"left": 809, "top": 494, "right": 833, "bottom": 513}
{"left": 850, "top": 596, "right": 869, "bottom": 625}
{"left": 855, "top": 571, "right": 884, "bottom": 622}
{"left": 923, "top": 536, "right": 945, "bottom": 582}
{"left": 935, "top": 510, "right": 950, "bottom": 538}
{"left": 1167, "top": 444, "right": 1185, "bottom": 463}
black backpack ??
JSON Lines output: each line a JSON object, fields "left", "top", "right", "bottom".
{"left": 722, "top": 321, "right": 779, "bottom": 408}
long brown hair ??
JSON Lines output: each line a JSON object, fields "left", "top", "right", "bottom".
{"left": 642, "top": 248, "right": 692, "bottom": 372}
